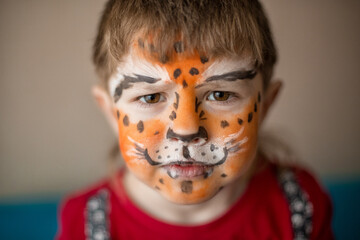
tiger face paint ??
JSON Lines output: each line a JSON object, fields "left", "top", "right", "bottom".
{"left": 109, "top": 40, "right": 263, "bottom": 204}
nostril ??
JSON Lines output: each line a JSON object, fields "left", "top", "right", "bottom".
{"left": 166, "top": 127, "right": 208, "bottom": 144}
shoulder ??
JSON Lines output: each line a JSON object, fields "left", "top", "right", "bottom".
{"left": 293, "top": 166, "right": 334, "bottom": 239}
{"left": 274, "top": 162, "right": 331, "bottom": 206}
{"left": 56, "top": 179, "right": 110, "bottom": 240}
{"left": 278, "top": 163, "right": 334, "bottom": 239}
{"left": 292, "top": 166, "right": 330, "bottom": 201}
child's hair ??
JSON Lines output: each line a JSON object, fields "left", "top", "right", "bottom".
{"left": 93, "top": 0, "right": 277, "bottom": 89}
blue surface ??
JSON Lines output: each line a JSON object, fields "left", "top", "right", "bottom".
{"left": 0, "top": 201, "right": 59, "bottom": 240}
{"left": 326, "top": 179, "right": 360, "bottom": 240}
{"left": 0, "top": 180, "right": 359, "bottom": 240}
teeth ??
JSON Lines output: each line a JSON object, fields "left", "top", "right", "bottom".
{"left": 167, "top": 169, "right": 178, "bottom": 179}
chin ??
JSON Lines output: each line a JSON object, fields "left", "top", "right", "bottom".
{"left": 157, "top": 178, "right": 224, "bottom": 205}
{"left": 162, "top": 193, "right": 216, "bottom": 205}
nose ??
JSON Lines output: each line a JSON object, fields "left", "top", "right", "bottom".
{"left": 166, "top": 127, "right": 208, "bottom": 145}
{"left": 171, "top": 89, "right": 200, "bottom": 135}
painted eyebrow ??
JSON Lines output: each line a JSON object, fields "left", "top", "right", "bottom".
{"left": 195, "top": 69, "right": 257, "bottom": 89}
{"left": 113, "top": 74, "right": 160, "bottom": 102}
{"left": 205, "top": 70, "right": 257, "bottom": 82}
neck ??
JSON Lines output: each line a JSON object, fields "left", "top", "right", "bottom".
{"left": 116, "top": 156, "right": 265, "bottom": 225}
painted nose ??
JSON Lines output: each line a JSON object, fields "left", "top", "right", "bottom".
{"left": 166, "top": 127, "right": 208, "bottom": 145}
{"left": 171, "top": 89, "right": 200, "bottom": 135}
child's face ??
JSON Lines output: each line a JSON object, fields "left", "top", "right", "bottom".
{"left": 109, "top": 40, "right": 263, "bottom": 204}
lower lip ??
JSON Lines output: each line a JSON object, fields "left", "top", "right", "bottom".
{"left": 163, "top": 164, "right": 213, "bottom": 178}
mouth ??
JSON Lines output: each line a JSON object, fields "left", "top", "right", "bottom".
{"left": 163, "top": 162, "right": 214, "bottom": 179}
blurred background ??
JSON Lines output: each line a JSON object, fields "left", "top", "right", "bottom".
{"left": 0, "top": 0, "right": 359, "bottom": 239}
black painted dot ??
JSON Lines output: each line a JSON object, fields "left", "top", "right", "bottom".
{"left": 160, "top": 55, "right": 169, "bottom": 64}
{"left": 123, "top": 115, "right": 129, "bottom": 126}
{"left": 167, "top": 155, "right": 170, "bottom": 158}
{"left": 213, "top": 156, "right": 217, "bottom": 159}
{"left": 221, "top": 120, "right": 229, "bottom": 128}
{"left": 258, "top": 92, "right": 261, "bottom": 102}
{"left": 174, "top": 92, "right": 179, "bottom": 110}
{"left": 175, "top": 148, "right": 178, "bottom": 151}
{"left": 200, "top": 56, "right": 208, "bottom": 64}
{"left": 174, "top": 41, "right": 184, "bottom": 53}
{"left": 248, "top": 112, "right": 253, "bottom": 123}
{"left": 137, "top": 121, "right": 144, "bottom": 133}
{"left": 221, "top": 173, "right": 227, "bottom": 178}
{"left": 201, "top": 152, "right": 206, "bottom": 156}
{"left": 169, "top": 111, "right": 177, "bottom": 121}
{"left": 165, "top": 146, "right": 169, "bottom": 150}
{"left": 181, "top": 181, "right": 193, "bottom": 194}
{"left": 158, "top": 156, "right": 162, "bottom": 159}
{"left": 159, "top": 178, "right": 164, "bottom": 184}
{"left": 210, "top": 144, "right": 215, "bottom": 151}
{"left": 154, "top": 131, "right": 159, "bottom": 135}
{"left": 254, "top": 103, "right": 257, "bottom": 112}
{"left": 138, "top": 39, "right": 144, "bottom": 48}
{"left": 149, "top": 44, "right": 156, "bottom": 52}
{"left": 189, "top": 68, "right": 199, "bottom": 76}
{"left": 156, "top": 150, "right": 160, "bottom": 154}
{"left": 116, "top": 111, "right": 120, "bottom": 119}
{"left": 182, "top": 80, "right": 188, "bottom": 88}
{"left": 173, "top": 69, "right": 181, "bottom": 79}
{"left": 238, "top": 118, "right": 243, "bottom": 125}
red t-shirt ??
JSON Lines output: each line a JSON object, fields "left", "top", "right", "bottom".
{"left": 56, "top": 163, "right": 333, "bottom": 240}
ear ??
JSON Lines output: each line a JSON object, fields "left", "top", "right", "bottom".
{"left": 92, "top": 85, "right": 118, "bottom": 135}
{"left": 261, "top": 80, "right": 283, "bottom": 122}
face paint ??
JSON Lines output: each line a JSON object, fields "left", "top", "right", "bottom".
{"left": 109, "top": 40, "right": 263, "bottom": 204}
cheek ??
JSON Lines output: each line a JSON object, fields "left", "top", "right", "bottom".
{"left": 205, "top": 101, "right": 259, "bottom": 141}
{"left": 116, "top": 111, "right": 166, "bottom": 180}
{"left": 204, "top": 98, "right": 260, "bottom": 176}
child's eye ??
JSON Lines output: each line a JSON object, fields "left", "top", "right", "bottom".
{"left": 138, "top": 93, "right": 163, "bottom": 104}
{"left": 207, "top": 91, "right": 232, "bottom": 101}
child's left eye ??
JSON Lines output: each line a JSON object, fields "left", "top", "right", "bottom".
{"left": 207, "top": 91, "right": 233, "bottom": 101}
{"left": 138, "top": 93, "right": 164, "bottom": 104}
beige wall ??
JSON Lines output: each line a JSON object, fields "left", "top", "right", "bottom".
{"left": 0, "top": 0, "right": 359, "bottom": 198}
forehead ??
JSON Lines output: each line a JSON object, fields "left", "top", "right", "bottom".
{"left": 111, "top": 45, "right": 256, "bottom": 87}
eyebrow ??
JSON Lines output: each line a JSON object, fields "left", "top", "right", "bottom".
{"left": 195, "top": 69, "right": 257, "bottom": 89}
{"left": 113, "top": 74, "right": 160, "bottom": 102}
{"left": 205, "top": 70, "right": 257, "bottom": 82}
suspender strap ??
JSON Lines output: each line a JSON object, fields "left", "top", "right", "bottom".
{"left": 278, "top": 168, "right": 313, "bottom": 240}
{"left": 85, "top": 189, "right": 111, "bottom": 240}
{"left": 83, "top": 170, "right": 313, "bottom": 239}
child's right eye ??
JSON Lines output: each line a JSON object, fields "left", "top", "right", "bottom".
{"left": 138, "top": 93, "right": 163, "bottom": 104}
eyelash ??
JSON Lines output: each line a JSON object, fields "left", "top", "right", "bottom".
{"left": 206, "top": 91, "right": 239, "bottom": 104}
{"left": 133, "top": 91, "right": 239, "bottom": 109}
{"left": 135, "top": 93, "right": 166, "bottom": 108}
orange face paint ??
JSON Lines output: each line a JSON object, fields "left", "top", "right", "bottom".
{"left": 110, "top": 39, "right": 262, "bottom": 204}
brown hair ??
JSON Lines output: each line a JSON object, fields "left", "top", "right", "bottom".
{"left": 93, "top": 0, "right": 277, "bottom": 89}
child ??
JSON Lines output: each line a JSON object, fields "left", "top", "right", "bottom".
{"left": 57, "top": 0, "right": 333, "bottom": 239}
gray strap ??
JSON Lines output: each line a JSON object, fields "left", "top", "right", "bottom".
{"left": 278, "top": 168, "right": 313, "bottom": 240}
{"left": 85, "top": 189, "right": 111, "bottom": 240}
